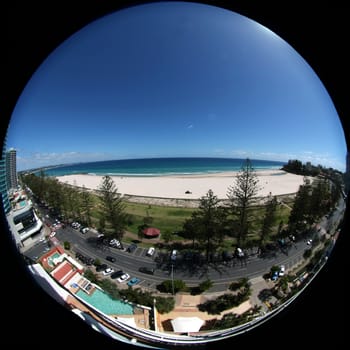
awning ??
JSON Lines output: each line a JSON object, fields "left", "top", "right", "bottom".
{"left": 170, "top": 317, "right": 204, "bottom": 333}
{"left": 117, "top": 317, "right": 137, "bottom": 328}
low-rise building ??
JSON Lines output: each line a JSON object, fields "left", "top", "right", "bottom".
{"left": 7, "top": 193, "right": 43, "bottom": 247}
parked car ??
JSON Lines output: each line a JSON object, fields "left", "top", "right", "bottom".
{"left": 106, "top": 256, "right": 116, "bottom": 263}
{"left": 102, "top": 267, "right": 114, "bottom": 276}
{"left": 307, "top": 239, "right": 313, "bottom": 245}
{"left": 127, "top": 277, "right": 140, "bottom": 287}
{"left": 279, "top": 265, "right": 285, "bottom": 276}
{"left": 271, "top": 270, "right": 279, "bottom": 281}
{"left": 96, "top": 263, "right": 108, "bottom": 272}
{"left": 80, "top": 227, "right": 89, "bottom": 234}
{"left": 117, "top": 273, "right": 130, "bottom": 283}
{"left": 110, "top": 270, "right": 124, "bottom": 279}
{"left": 109, "top": 238, "right": 122, "bottom": 249}
{"left": 146, "top": 247, "right": 155, "bottom": 257}
{"left": 170, "top": 249, "right": 177, "bottom": 260}
{"left": 127, "top": 243, "right": 137, "bottom": 253}
{"left": 236, "top": 247, "right": 245, "bottom": 258}
{"left": 139, "top": 267, "right": 155, "bottom": 275}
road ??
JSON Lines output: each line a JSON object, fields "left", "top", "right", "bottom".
{"left": 24, "top": 197, "right": 345, "bottom": 292}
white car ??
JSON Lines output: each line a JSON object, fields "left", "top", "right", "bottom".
{"left": 170, "top": 250, "right": 177, "bottom": 260}
{"left": 117, "top": 273, "right": 130, "bottom": 283}
{"left": 109, "top": 238, "right": 122, "bottom": 249}
{"left": 102, "top": 267, "right": 114, "bottom": 276}
{"left": 236, "top": 247, "right": 245, "bottom": 258}
{"left": 146, "top": 247, "right": 155, "bottom": 257}
{"left": 279, "top": 265, "right": 285, "bottom": 276}
{"left": 307, "top": 239, "right": 313, "bottom": 245}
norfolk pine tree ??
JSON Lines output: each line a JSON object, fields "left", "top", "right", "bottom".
{"left": 227, "top": 158, "right": 260, "bottom": 246}
{"left": 98, "top": 175, "right": 127, "bottom": 240}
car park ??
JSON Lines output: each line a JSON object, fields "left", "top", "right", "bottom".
{"left": 102, "top": 267, "right": 114, "bottom": 276}
{"left": 117, "top": 273, "right": 130, "bottom": 283}
{"left": 127, "top": 277, "right": 140, "bottom": 287}
{"left": 106, "top": 256, "right": 116, "bottom": 263}
{"left": 146, "top": 247, "right": 155, "bottom": 257}
{"left": 139, "top": 267, "right": 155, "bottom": 275}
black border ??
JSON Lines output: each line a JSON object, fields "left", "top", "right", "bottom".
{"left": 4, "top": 1, "right": 347, "bottom": 348}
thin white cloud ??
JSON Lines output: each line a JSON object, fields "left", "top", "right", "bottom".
{"left": 187, "top": 124, "right": 193, "bottom": 129}
{"left": 16, "top": 151, "right": 115, "bottom": 170}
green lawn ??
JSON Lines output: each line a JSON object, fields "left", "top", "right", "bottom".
{"left": 87, "top": 194, "right": 293, "bottom": 243}
{"left": 124, "top": 202, "right": 194, "bottom": 234}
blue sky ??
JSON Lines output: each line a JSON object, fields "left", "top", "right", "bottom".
{"left": 6, "top": 2, "right": 347, "bottom": 171}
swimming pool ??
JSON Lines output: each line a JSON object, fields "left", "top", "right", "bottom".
{"left": 76, "top": 288, "right": 134, "bottom": 315}
{"left": 48, "top": 252, "right": 61, "bottom": 266}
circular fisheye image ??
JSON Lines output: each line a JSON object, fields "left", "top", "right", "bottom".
{"left": 2, "top": 1, "right": 347, "bottom": 348}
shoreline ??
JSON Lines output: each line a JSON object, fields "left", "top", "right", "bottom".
{"left": 55, "top": 170, "right": 308, "bottom": 203}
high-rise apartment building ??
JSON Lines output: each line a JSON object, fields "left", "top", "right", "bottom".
{"left": 0, "top": 145, "right": 11, "bottom": 214}
{"left": 6, "top": 148, "right": 18, "bottom": 190}
{"left": 345, "top": 152, "right": 350, "bottom": 194}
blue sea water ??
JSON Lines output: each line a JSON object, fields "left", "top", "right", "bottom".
{"left": 43, "top": 157, "right": 285, "bottom": 177}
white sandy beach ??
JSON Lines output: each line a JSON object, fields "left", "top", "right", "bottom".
{"left": 56, "top": 170, "right": 307, "bottom": 200}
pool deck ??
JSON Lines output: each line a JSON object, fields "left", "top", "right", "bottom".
{"left": 66, "top": 293, "right": 150, "bottom": 330}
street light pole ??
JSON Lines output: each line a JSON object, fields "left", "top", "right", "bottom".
{"left": 171, "top": 263, "right": 175, "bottom": 295}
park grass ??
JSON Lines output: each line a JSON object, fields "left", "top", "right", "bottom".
{"left": 87, "top": 193, "right": 293, "bottom": 242}
{"left": 123, "top": 202, "right": 194, "bottom": 234}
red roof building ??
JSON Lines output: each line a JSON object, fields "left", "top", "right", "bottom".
{"left": 143, "top": 227, "right": 160, "bottom": 238}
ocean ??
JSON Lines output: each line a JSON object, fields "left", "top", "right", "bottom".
{"left": 42, "top": 158, "right": 285, "bottom": 177}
